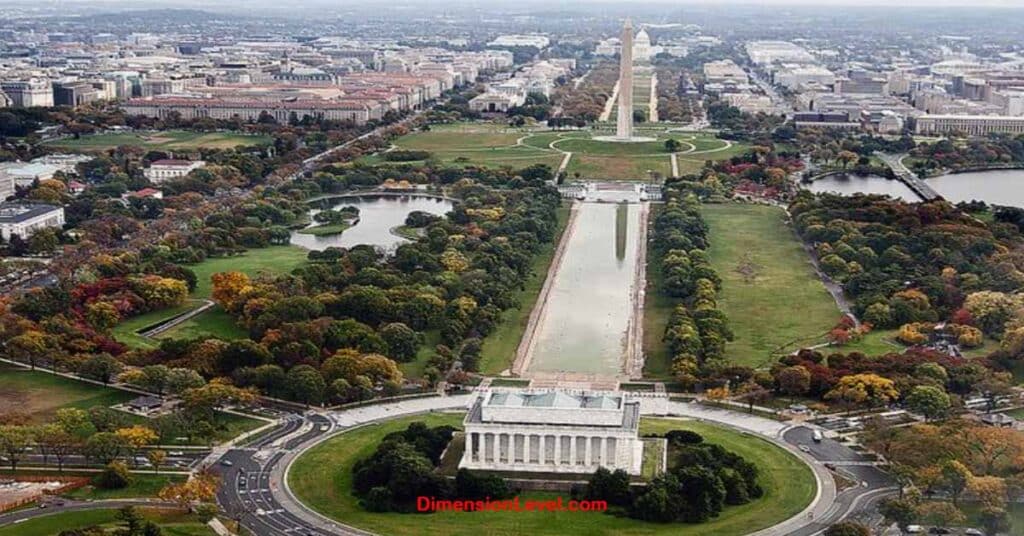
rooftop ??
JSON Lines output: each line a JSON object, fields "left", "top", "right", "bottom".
{"left": 488, "top": 391, "right": 622, "bottom": 410}
{"left": 0, "top": 203, "right": 62, "bottom": 223}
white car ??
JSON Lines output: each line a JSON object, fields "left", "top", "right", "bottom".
{"left": 905, "top": 525, "right": 923, "bottom": 534}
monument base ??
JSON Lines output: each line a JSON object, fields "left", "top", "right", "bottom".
{"left": 592, "top": 135, "right": 658, "bottom": 143}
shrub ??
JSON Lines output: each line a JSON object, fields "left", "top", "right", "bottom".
{"left": 94, "top": 461, "right": 132, "bottom": 489}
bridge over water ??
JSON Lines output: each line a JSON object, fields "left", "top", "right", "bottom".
{"left": 874, "top": 152, "right": 941, "bottom": 201}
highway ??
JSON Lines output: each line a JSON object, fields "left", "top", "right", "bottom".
{"left": 213, "top": 413, "right": 346, "bottom": 536}
{"left": 782, "top": 426, "right": 897, "bottom": 536}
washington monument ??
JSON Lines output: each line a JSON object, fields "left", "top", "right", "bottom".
{"left": 616, "top": 18, "right": 634, "bottom": 139}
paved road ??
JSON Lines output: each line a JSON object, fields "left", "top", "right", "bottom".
{"left": 213, "top": 414, "right": 340, "bottom": 536}
{"left": 782, "top": 426, "right": 897, "bottom": 536}
{"left": 209, "top": 395, "right": 894, "bottom": 536}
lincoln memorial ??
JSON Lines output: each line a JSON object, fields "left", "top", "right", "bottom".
{"left": 459, "top": 389, "right": 644, "bottom": 475}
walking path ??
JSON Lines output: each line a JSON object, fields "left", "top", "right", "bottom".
{"left": 599, "top": 80, "right": 620, "bottom": 122}
{"left": 139, "top": 299, "right": 215, "bottom": 338}
{"left": 511, "top": 202, "right": 580, "bottom": 375}
{"left": 626, "top": 202, "right": 649, "bottom": 379}
{"left": 670, "top": 153, "right": 679, "bottom": 177}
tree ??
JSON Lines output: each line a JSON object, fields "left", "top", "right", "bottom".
{"left": 165, "top": 368, "right": 205, "bottom": 395}
{"left": 905, "top": 385, "right": 951, "bottom": 421}
{"left": 940, "top": 460, "right": 972, "bottom": 506}
{"left": 35, "top": 423, "right": 77, "bottom": 472}
{"left": 147, "top": 449, "right": 167, "bottom": 475}
{"left": 6, "top": 330, "right": 49, "bottom": 370}
{"left": 916, "top": 501, "right": 965, "bottom": 527}
{"left": 836, "top": 150, "right": 858, "bottom": 169}
{"left": 824, "top": 521, "right": 870, "bottom": 536}
{"left": 94, "top": 461, "right": 132, "bottom": 489}
{"left": 776, "top": 365, "right": 811, "bottom": 396}
{"left": 665, "top": 139, "right": 682, "bottom": 152}
{"left": 825, "top": 373, "right": 899, "bottom": 411}
{"left": 116, "top": 425, "right": 158, "bottom": 467}
{"left": 85, "top": 432, "right": 127, "bottom": 464}
{"left": 286, "top": 365, "right": 326, "bottom": 407}
{"left": 85, "top": 301, "right": 120, "bottom": 333}
{"left": 879, "top": 497, "right": 918, "bottom": 529}
{"left": 584, "top": 467, "right": 632, "bottom": 506}
{"left": 0, "top": 425, "right": 33, "bottom": 471}
{"left": 158, "top": 472, "right": 220, "bottom": 509}
{"left": 78, "top": 353, "right": 124, "bottom": 384}
{"left": 735, "top": 381, "right": 771, "bottom": 413}
{"left": 55, "top": 407, "right": 96, "bottom": 439}
{"left": 211, "top": 271, "right": 252, "bottom": 312}
{"left": 380, "top": 323, "right": 420, "bottom": 362}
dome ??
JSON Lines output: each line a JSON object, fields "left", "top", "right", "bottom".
{"left": 635, "top": 29, "right": 651, "bottom": 45}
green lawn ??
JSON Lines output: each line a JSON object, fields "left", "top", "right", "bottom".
{"left": 188, "top": 246, "right": 309, "bottom": 299}
{"left": 0, "top": 365, "right": 134, "bottom": 423}
{"left": 64, "top": 473, "right": 185, "bottom": 500}
{"left": 830, "top": 329, "right": 993, "bottom": 359}
{"left": 111, "top": 301, "right": 204, "bottom": 349}
{"left": 296, "top": 222, "right": 352, "bottom": 236}
{"left": 0, "top": 508, "right": 213, "bottom": 536}
{"left": 0, "top": 365, "right": 263, "bottom": 445}
{"left": 288, "top": 413, "right": 815, "bottom": 536}
{"left": 374, "top": 124, "right": 560, "bottom": 170}
{"left": 156, "top": 307, "right": 248, "bottom": 341}
{"left": 643, "top": 206, "right": 676, "bottom": 378}
{"left": 45, "top": 130, "right": 271, "bottom": 152}
{"left": 703, "top": 204, "right": 839, "bottom": 367}
{"left": 112, "top": 246, "right": 308, "bottom": 347}
{"left": 478, "top": 205, "right": 572, "bottom": 375}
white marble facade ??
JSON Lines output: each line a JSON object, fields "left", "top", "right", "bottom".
{"left": 460, "top": 390, "right": 643, "bottom": 475}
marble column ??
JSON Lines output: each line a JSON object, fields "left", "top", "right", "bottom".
{"left": 466, "top": 432, "right": 475, "bottom": 463}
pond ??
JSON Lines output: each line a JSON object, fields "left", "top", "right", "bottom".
{"left": 803, "top": 173, "right": 921, "bottom": 202}
{"left": 290, "top": 194, "right": 454, "bottom": 251}
{"left": 928, "top": 169, "right": 1024, "bottom": 208}
{"left": 526, "top": 202, "right": 642, "bottom": 375}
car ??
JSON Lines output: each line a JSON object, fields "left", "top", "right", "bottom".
{"left": 798, "top": 444, "right": 811, "bottom": 453}
{"left": 964, "top": 530, "right": 983, "bottom": 536}
{"left": 319, "top": 425, "right": 329, "bottom": 432}
{"left": 220, "top": 459, "right": 234, "bottom": 467}
{"left": 811, "top": 430, "right": 823, "bottom": 442}
{"left": 238, "top": 479, "right": 247, "bottom": 488}
{"left": 928, "top": 528, "right": 950, "bottom": 534}
{"left": 168, "top": 451, "right": 184, "bottom": 456}
{"left": 905, "top": 525, "right": 923, "bottom": 534}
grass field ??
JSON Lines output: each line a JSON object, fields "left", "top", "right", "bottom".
{"left": 288, "top": 413, "right": 815, "bottom": 536}
{"left": 157, "top": 307, "right": 248, "bottom": 341}
{"left": 112, "top": 246, "right": 308, "bottom": 348}
{"left": 64, "top": 473, "right": 186, "bottom": 500}
{"left": 188, "top": 246, "right": 309, "bottom": 299}
{"left": 477, "top": 205, "right": 572, "bottom": 375}
{"left": 361, "top": 122, "right": 744, "bottom": 180}
{"left": 0, "top": 508, "right": 212, "bottom": 536}
{"left": 45, "top": 130, "right": 271, "bottom": 152}
{"left": 0, "top": 365, "right": 263, "bottom": 444}
{"left": 642, "top": 206, "right": 675, "bottom": 378}
{"left": 0, "top": 365, "right": 135, "bottom": 422}
{"left": 703, "top": 204, "right": 839, "bottom": 367}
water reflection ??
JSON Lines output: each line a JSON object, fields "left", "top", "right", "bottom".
{"left": 928, "top": 170, "right": 1024, "bottom": 208}
{"left": 803, "top": 173, "right": 920, "bottom": 202}
{"left": 290, "top": 194, "right": 454, "bottom": 251}
{"left": 528, "top": 203, "right": 640, "bottom": 375}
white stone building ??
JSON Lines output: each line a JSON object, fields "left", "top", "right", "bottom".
{"left": 144, "top": 159, "right": 206, "bottom": 183}
{"left": 460, "top": 390, "right": 644, "bottom": 475}
{"left": 0, "top": 203, "right": 65, "bottom": 240}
